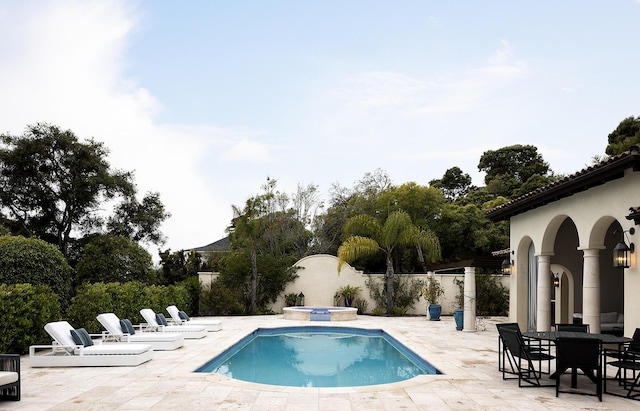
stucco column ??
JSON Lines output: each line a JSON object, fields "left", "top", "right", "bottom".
{"left": 463, "top": 266, "right": 476, "bottom": 332}
{"left": 536, "top": 255, "right": 552, "bottom": 331}
{"left": 582, "top": 248, "right": 601, "bottom": 333}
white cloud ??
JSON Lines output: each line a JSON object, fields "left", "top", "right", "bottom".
{"left": 220, "top": 138, "right": 275, "bottom": 163}
{"left": 327, "top": 41, "right": 528, "bottom": 119}
{"left": 0, "top": 1, "right": 233, "bottom": 254}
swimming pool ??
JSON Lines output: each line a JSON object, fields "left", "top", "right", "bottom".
{"left": 195, "top": 326, "right": 441, "bottom": 387}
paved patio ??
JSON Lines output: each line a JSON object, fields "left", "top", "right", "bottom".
{"left": 4, "top": 315, "right": 640, "bottom": 410}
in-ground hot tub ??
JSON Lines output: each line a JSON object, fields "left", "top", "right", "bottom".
{"left": 283, "top": 306, "right": 358, "bottom": 321}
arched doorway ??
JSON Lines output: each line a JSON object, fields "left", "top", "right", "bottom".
{"left": 551, "top": 264, "right": 575, "bottom": 325}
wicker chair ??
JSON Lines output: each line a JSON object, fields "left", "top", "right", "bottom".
{"left": 0, "top": 354, "right": 20, "bottom": 401}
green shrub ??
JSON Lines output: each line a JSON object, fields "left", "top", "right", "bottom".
{"left": 354, "top": 297, "right": 368, "bottom": 314}
{"left": 180, "top": 276, "right": 201, "bottom": 315}
{"left": 76, "top": 235, "right": 155, "bottom": 284}
{"left": 0, "top": 283, "right": 61, "bottom": 354}
{"left": 142, "top": 284, "right": 189, "bottom": 316}
{"left": 0, "top": 236, "right": 72, "bottom": 303}
{"left": 200, "top": 280, "right": 245, "bottom": 315}
{"left": 476, "top": 273, "right": 509, "bottom": 316}
{"left": 365, "top": 274, "right": 422, "bottom": 314}
{"left": 67, "top": 281, "right": 189, "bottom": 333}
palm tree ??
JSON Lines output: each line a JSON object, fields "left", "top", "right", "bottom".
{"left": 337, "top": 210, "right": 441, "bottom": 314}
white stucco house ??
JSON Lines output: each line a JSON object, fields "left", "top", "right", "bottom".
{"left": 486, "top": 145, "right": 640, "bottom": 336}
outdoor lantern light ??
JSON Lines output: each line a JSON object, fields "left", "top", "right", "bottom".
{"left": 553, "top": 275, "right": 560, "bottom": 288}
{"left": 298, "top": 292, "right": 305, "bottom": 306}
{"left": 501, "top": 258, "right": 512, "bottom": 275}
{"left": 613, "top": 228, "right": 635, "bottom": 269}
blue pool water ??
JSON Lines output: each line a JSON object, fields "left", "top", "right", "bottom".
{"left": 195, "top": 326, "right": 441, "bottom": 387}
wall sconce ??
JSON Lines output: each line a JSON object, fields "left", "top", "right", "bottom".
{"left": 613, "top": 227, "right": 635, "bottom": 269}
{"left": 501, "top": 258, "right": 512, "bottom": 275}
{"left": 553, "top": 275, "right": 560, "bottom": 288}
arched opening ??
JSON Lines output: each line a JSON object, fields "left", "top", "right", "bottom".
{"left": 551, "top": 264, "right": 575, "bottom": 325}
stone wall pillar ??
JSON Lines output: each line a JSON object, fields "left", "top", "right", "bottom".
{"left": 463, "top": 266, "right": 476, "bottom": 332}
{"left": 536, "top": 254, "right": 552, "bottom": 331}
{"left": 582, "top": 248, "right": 602, "bottom": 333}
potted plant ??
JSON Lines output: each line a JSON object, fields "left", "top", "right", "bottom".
{"left": 452, "top": 277, "right": 464, "bottom": 330}
{"left": 338, "top": 285, "right": 362, "bottom": 307}
{"left": 422, "top": 276, "right": 444, "bottom": 321}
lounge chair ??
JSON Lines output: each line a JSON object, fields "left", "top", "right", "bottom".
{"left": 0, "top": 354, "right": 20, "bottom": 401}
{"left": 29, "top": 321, "right": 153, "bottom": 367}
{"left": 139, "top": 309, "right": 207, "bottom": 339}
{"left": 166, "top": 305, "right": 222, "bottom": 331}
{"left": 97, "top": 313, "right": 185, "bottom": 351}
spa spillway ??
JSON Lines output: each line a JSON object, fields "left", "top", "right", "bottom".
{"left": 283, "top": 306, "right": 358, "bottom": 321}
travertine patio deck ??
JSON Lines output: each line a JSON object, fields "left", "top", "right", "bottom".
{"left": 4, "top": 315, "right": 640, "bottom": 410}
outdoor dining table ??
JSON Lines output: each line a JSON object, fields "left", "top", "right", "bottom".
{"left": 523, "top": 331, "right": 632, "bottom": 388}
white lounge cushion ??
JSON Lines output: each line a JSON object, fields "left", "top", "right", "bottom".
{"left": 97, "top": 313, "right": 184, "bottom": 349}
{"left": 0, "top": 371, "right": 18, "bottom": 385}
{"left": 166, "top": 305, "right": 222, "bottom": 331}
{"left": 44, "top": 321, "right": 152, "bottom": 355}
{"left": 140, "top": 309, "right": 206, "bottom": 333}
{"left": 78, "top": 344, "right": 150, "bottom": 356}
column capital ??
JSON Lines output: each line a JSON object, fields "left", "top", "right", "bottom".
{"left": 580, "top": 248, "right": 603, "bottom": 258}
{"left": 577, "top": 246, "right": 606, "bottom": 251}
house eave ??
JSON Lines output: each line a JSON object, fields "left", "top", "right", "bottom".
{"left": 486, "top": 146, "right": 640, "bottom": 222}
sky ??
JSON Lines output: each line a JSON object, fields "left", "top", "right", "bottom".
{"left": 1, "top": 1, "right": 639, "bottom": 259}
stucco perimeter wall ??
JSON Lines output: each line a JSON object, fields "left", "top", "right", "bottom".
{"left": 270, "top": 254, "right": 509, "bottom": 316}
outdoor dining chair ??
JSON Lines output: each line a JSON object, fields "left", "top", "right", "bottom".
{"left": 496, "top": 323, "right": 549, "bottom": 380}
{"left": 555, "top": 323, "right": 590, "bottom": 333}
{"left": 604, "top": 328, "right": 640, "bottom": 400}
{"left": 499, "top": 327, "right": 555, "bottom": 388}
{"left": 555, "top": 337, "right": 602, "bottom": 401}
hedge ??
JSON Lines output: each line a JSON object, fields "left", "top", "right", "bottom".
{"left": 0, "top": 283, "right": 61, "bottom": 354}
{"left": 0, "top": 236, "right": 72, "bottom": 303}
{"left": 67, "top": 281, "right": 190, "bottom": 333}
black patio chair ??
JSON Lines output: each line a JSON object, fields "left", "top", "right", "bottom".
{"left": 0, "top": 354, "right": 20, "bottom": 401}
{"left": 496, "top": 323, "right": 520, "bottom": 379}
{"left": 555, "top": 337, "right": 602, "bottom": 401}
{"left": 555, "top": 323, "right": 590, "bottom": 333}
{"left": 604, "top": 328, "right": 640, "bottom": 400}
{"left": 496, "top": 323, "right": 549, "bottom": 379}
{"left": 499, "top": 327, "right": 555, "bottom": 387}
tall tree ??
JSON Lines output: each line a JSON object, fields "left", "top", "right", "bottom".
{"left": 478, "top": 144, "right": 550, "bottom": 185}
{"left": 75, "top": 234, "right": 155, "bottom": 284}
{"left": 337, "top": 210, "right": 440, "bottom": 314}
{"left": 0, "top": 123, "right": 168, "bottom": 257}
{"left": 478, "top": 144, "right": 552, "bottom": 199}
{"left": 430, "top": 167, "right": 473, "bottom": 202}
{"left": 605, "top": 115, "right": 640, "bottom": 156}
{"left": 224, "top": 178, "right": 310, "bottom": 314}
{"left": 107, "top": 191, "right": 170, "bottom": 246}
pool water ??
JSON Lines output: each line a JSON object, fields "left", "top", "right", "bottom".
{"left": 195, "top": 326, "right": 441, "bottom": 387}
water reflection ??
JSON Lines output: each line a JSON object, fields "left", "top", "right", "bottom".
{"left": 214, "top": 332, "right": 427, "bottom": 387}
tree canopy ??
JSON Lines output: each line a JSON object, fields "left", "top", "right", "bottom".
{"left": 0, "top": 123, "right": 169, "bottom": 257}
{"left": 338, "top": 210, "right": 441, "bottom": 314}
{"left": 478, "top": 144, "right": 550, "bottom": 185}
{"left": 75, "top": 234, "right": 155, "bottom": 284}
{"left": 0, "top": 235, "right": 72, "bottom": 301}
{"left": 605, "top": 115, "right": 640, "bottom": 156}
{"left": 220, "top": 178, "right": 311, "bottom": 314}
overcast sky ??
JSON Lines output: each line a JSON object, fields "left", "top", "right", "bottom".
{"left": 1, "top": 1, "right": 639, "bottom": 258}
